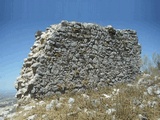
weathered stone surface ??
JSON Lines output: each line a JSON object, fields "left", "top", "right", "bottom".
{"left": 27, "top": 114, "right": 37, "bottom": 120}
{"left": 15, "top": 21, "right": 141, "bottom": 101}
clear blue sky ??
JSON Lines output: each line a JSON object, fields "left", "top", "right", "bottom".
{"left": 0, "top": 0, "right": 160, "bottom": 92}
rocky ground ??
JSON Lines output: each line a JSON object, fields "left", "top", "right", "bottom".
{"left": 2, "top": 73, "right": 160, "bottom": 120}
{"left": 0, "top": 92, "right": 16, "bottom": 120}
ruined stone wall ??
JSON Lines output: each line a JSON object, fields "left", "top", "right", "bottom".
{"left": 15, "top": 21, "right": 141, "bottom": 100}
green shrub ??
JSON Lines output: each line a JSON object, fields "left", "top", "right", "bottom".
{"left": 141, "top": 53, "right": 160, "bottom": 76}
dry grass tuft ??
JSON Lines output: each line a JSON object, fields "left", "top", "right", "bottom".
{"left": 11, "top": 75, "right": 160, "bottom": 120}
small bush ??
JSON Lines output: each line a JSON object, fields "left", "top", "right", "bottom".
{"left": 141, "top": 53, "right": 160, "bottom": 76}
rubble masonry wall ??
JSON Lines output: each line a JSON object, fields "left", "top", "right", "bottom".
{"left": 15, "top": 21, "right": 141, "bottom": 100}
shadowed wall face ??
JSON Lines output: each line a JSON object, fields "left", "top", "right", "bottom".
{"left": 15, "top": 21, "right": 141, "bottom": 101}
